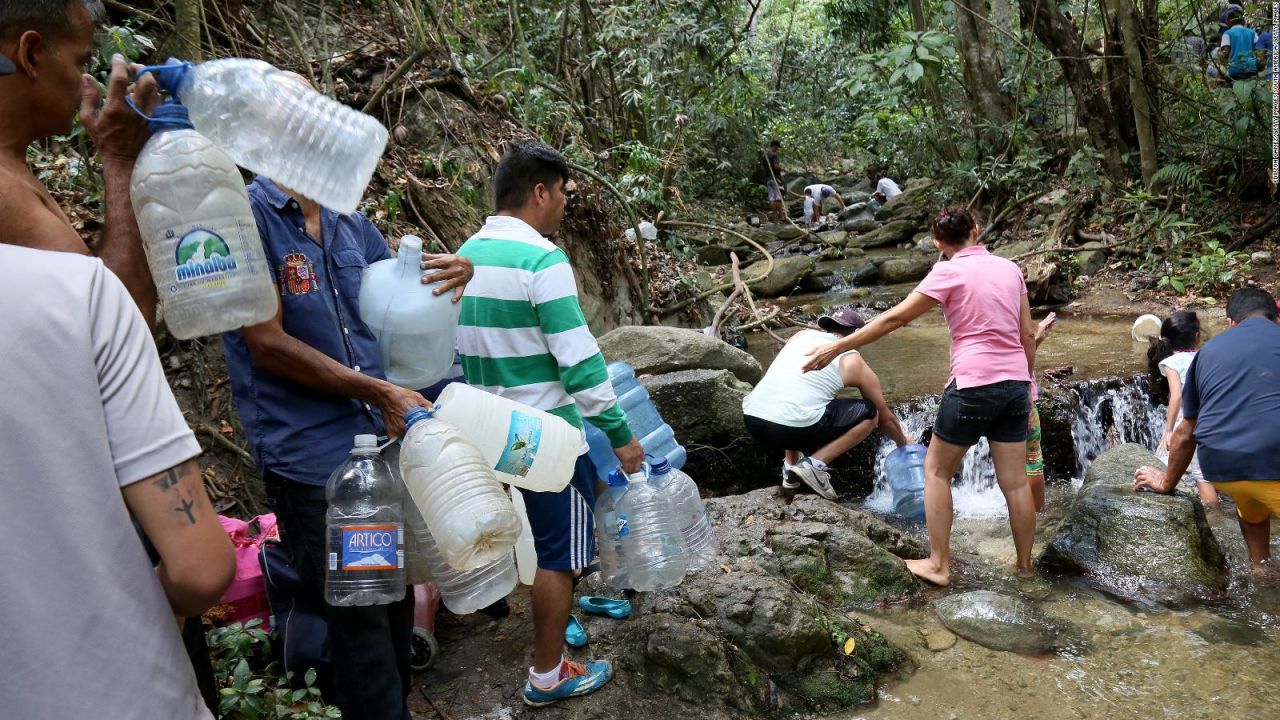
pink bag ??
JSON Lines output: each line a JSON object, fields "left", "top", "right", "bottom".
{"left": 208, "top": 514, "right": 279, "bottom": 630}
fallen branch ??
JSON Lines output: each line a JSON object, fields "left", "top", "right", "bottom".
{"left": 731, "top": 251, "right": 784, "bottom": 346}
{"left": 195, "top": 424, "right": 255, "bottom": 468}
{"left": 705, "top": 257, "right": 744, "bottom": 339}
{"left": 655, "top": 219, "right": 775, "bottom": 316}
{"left": 362, "top": 44, "right": 434, "bottom": 113}
{"left": 737, "top": 307, "right": 783, "bottom": 332}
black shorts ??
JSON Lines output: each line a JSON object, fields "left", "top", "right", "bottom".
{"left": 932, "top": 380, "right": 1030, "bottom": 447}
{"left": 744, "top": 399, "right": 877, "bottom": 454}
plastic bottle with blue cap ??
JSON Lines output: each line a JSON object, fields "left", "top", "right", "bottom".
{"left": 325, "top": 434, "right": 405, "bottom": 606}
{"left": 648, "top": 456, "right": 718, "bottom": 570}
{"left": 136, "top": 57, "right": 387, "bottom": 214}
{"left": 613, "top": 465, "right": 687, "bottom": 591}
{"left": 593, "top": 468, "right": 633, "bottom": 589}
{"left": 584, "top": 361, "right": 686, "bottom": 482}
{"left": 129, "top": 100, "right": 277, "bottom": 339}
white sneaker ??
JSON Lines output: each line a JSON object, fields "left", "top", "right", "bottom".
{"left": 787, "top": 459, "right": 837, "bottom": 500}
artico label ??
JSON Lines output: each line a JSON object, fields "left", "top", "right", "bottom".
{"left": 339, "top": 524, "right": 403, "bottom": 572}
{"left": 495, "top": 410, "right": 543, "bottom": 478}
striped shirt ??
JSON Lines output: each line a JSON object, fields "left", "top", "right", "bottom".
{"left": 457, "top": 215, "right": 633, "bottom": 451}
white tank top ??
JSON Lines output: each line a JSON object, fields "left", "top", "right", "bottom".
{"left": 742, "top": 330, "right": 857, "bottom": 427}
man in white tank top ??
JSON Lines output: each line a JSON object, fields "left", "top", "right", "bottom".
{"left": 742, "top": 307, "right": 912, "bottom": 500}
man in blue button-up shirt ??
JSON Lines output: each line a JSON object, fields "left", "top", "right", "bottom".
{"left": 222, "top": 176, "right": 472, "bottom": 720}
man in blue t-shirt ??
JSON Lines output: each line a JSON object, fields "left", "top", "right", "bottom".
{"left": 1135, "top": 288, "right": 1280, "bottom": 571}
{"left": 1221, "top": 11, "right": 1259, "bottom": 79}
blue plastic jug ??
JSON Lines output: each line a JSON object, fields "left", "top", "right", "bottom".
{"left": 585, "top": 362, "right": 686, "bottom": 480}
{"left": 884, "top": 444, "right": 927, "bottom": 520}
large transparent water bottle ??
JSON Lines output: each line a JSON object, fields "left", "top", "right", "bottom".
{"left": 414, "top": 522, "right": 517, "bottom": 615}
{"left": 616, "top": 467, "right": 687, "bottom": 591}
{"left": 359, "top": 235, "right": 461, "bottom": 390}
{"left": 382, "top": 442, "right": 432, "bottom": 585}
{"left": 130, "top": 102, "right": 277, "bottom": 339}
{"left": 141, "top": 58, "right": 387, "bottom": 214}
{"left": 648, "top": 457, "right": 717, "bottom": 570}
{"left": 593, "top": 469, "right": 632, "bottom": 589}
{"left": 585, "top": 362, "right": 686, "bottom": 482}
{"left": 884, "top": 444, "right": 927, "bottom": 520}
{"left": 325, "top": 434, "right": 405, "bottom": 606}
{"left": 400, "top": 408, "right": 521, "bottom": 571}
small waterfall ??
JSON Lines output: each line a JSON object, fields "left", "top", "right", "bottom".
{"left": 864, "top": 375, "right": 1167, "bottom": 519}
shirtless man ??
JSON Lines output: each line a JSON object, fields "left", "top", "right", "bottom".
{"left": 0, "top": 0, "right": 160, "bottom": 321}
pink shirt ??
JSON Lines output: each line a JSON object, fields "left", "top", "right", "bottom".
{"left": 914, "top": 245, "right": 1031, "bottom": 391}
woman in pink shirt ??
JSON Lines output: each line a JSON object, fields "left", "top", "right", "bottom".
{"left": 803, "top": 207, "right": 1037, "bottom": 586}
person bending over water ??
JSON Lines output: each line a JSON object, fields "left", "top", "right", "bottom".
{"left": 803, "top": 207, "right": 1038, "bottom": 586}
{"left": 1147, "top": 310, "right": 1219, "bottom": 508}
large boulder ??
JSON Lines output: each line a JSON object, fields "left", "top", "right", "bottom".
{"left": 848, "top": 219, "right": 919, "bottom": 249}
{"left": 598, "top": 326, "right": 763, "bottom": 384}
{"left": 1074, "top": 241, "right": 1108, "bottom": 278}
{"left": 843, "top": 213, "right": 879, "bottom": 234}
{"left": 775, "top": 225, "right": 807, "bottom": 242}
{"left": 1033, "top": 188, "right": 1070, "bottom": 215}
{"left": 841, "top": 191, "right": 873, "bottom": 207}
{"left": 933, "top": 591, "right": 1077, "bottom": 655}
{"left": 818, "top": 230, "right": 849, "bottom": 248}
{"left": 641, "top": 369, "right": 753, "bottom": 447}
{"left": 1038, "top": 444, "right": 1229, "bottom": 607}
{"left": 742, "top": 255, "right": 818, "bottom": 297}
{"left": 878, "top": 256, "right": 933, "bottom": 284}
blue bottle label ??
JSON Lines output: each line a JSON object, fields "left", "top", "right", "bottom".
{"left": 615, "top": 513, "right": 630, "bottom": 538}
{"left": 340, "top": 524, "right": 401, "bottom": 571}
{"left": 495, "top": 410, "right": 543, "bottom": 478}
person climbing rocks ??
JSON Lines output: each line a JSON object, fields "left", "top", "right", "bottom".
{"left": 867, "top": 166, "right": 902, "bottom": 207}
{"left": 802, "top": 183, "right": 846, "bottom": 226}
{"left": 1146, "top": 310, "right": 1218, "bottom": 509}
{"left": 1134, "top": 288, "right": 1280, "bottom": 573}
{"left": 742, "top": 307, "right": 911, "bottom": 501}
{"left": 762, "top": 140, "right": 785, "bottom": 223}
{"left": 802, "top": 207, "right": 1039, "bottom": 586}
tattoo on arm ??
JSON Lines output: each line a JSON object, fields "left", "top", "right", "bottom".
{"left": 150, "top": 463, "right": 201, "bottom": 525}
{"left": 152, "top": 468, "right": 179, "bottom": 491}
{"left": 175, "top": 497, "right": 197, "bottom": 525}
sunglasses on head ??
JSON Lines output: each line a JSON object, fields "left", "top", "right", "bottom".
{"left": 0, "top": 53, "right": 15, "bottom": 76}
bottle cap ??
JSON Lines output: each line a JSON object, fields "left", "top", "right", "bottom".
{"left": 137, "top": 58, "right": 195, "bottom": 100}
{"left": 648, "top": 455, "right": 670, "bottom": 475}
{"left": 403, "top": 406, "right": 435, "bottom": 431}
{"left": 147, "top": 101, "right": 194, "bottom": 133}
{"left": 606, "top": 468, "right": 629, "bottom": 488}
{"left": 353, "top": 434, "right": 378, "bottom": 448}
{"left": 398, "top": 235, "right": 423, "bottom": 256}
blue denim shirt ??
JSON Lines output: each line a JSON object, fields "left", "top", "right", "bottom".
{"left": 221, "top": 177, "right": 392, "bottom": 485}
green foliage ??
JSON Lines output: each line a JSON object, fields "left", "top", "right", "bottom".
{"left": 207, "top": 620, "right": 341, "bottom": 720}
{"left": 1148, "top": 162, "right": 1203, "bottom": 195}
{"left": 1159, "top": 240, "right": 1251, "bottom": 296}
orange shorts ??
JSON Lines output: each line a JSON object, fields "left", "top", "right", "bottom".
{"left": 1211, "top": 480, "right": 1280, "bottom": 523}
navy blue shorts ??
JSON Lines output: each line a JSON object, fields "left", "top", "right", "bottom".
{"left": 521, "top": 453, "right": 598, "bottom": 571}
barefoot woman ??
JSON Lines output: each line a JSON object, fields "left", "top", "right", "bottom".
{"left": 802, "top": 207, "right": 1038, "bottom": 585}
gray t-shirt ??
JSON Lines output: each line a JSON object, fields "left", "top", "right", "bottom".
{"left": 0, "top": 246, "right": 208, "bottom": 719}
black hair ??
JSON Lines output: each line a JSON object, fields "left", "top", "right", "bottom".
{"left": 931, "top": 206, "right": 977, "bottom": 247}
{"left": 769, "top": 140, "right": 781, "bottom": 149}
{"left": 493, "top": 141, "right": 570, "bottom": 212}
{"left": 1226, "top": 287, "right": 1278, "bottom": 322}
{"left": 0, "top": 0, "right": 102, "bottom": 41}
{"left": 1147, "top": 310, "right": 1200, "bottom": 401}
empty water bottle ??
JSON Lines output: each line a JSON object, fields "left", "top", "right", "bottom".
{"left": 585, "top": 362, "right": 686, "bottom": 481}
{"left": 414, "top": 522, "right": 518, "bottom": 615}
{"left": 140, "top": 58, "right": 388, "bottom": 214}
{"left": 400, "top": 408, "right": 521, "bottom": 571}
{"left": 326, "top": 435, "right": 405, "bottom": 606}
{"left": 648, "top": 458, "right": 717, "bottom": 570}
{"left": 130, "top": 102, "right": 277, "bottom": 339}
{"left": 593, "top": 469, "right": 631, "bottom": 589}
{"left": 382, "top": 441, "right": 432, "bottom": 585}
{"left": 359, "top": 235, "right": 461, "bottom": 390}
{"left": 884, "top": 444, "right": 927, "bottom": 520}
{"left": 615, "top": 467, "right": 687, "bottom": 591}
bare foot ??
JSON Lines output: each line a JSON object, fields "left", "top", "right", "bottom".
{"left": 1016, "top": 566, "right": 1036, "bottom": 580}
{"left": 906, "top": 557, "right": 950, "bottom": 586}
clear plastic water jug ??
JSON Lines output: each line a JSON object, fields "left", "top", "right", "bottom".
{"left": 593, "top": 470, "right": 631, "bottom": 589}
{"left": 585, "top": 362, "right": 686, "bottom": 481}
{"left": 382, "top": 442, "right": 432, "bottom": 585}
{"left": 884, "top": 444, "right": 927, "bottom": 520}
{"left": 412, "top": 518, "right": 518, "bottom": 615}
{"left": 401, "top": 408, "right": 521, "bottom": 571}
{"left": 359, "top": 235, "right": 461, "bottom": 390}
{"left": 510, "top": 488, "right": 538, "bottom": 586}
{"left": 130, "top": 102, "right": 277, "bottom": 339}
{"left": 141, "top": 58, "right": 388, "bottom": 214}
{"left": 615, "top": 467, "right": 687, "bottom": 591}
{"left": 433, "top": 383, "right": 582, "bottom": 492}
{"left": 648, "top": 457, "right": 717, "bottom": 570}
{"left": 325, "top": 434, "right": 405, "bottom": 606}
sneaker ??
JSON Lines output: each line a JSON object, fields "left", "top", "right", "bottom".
{"left": 522, "top": 659, "right": 613, "bottom": 707}
{"left": 787, "top": 458, "right": 837, "bottom": 500}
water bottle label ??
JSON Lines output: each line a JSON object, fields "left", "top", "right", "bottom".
{"left": 158, "top": 216, "right": 259, "bottom": 296}
{"left": 495, "top": 410, "right": 543, "bottom": 478}
{"left": 615, "top": 512, "right": 630, "bottom": 538}
{"left": 338, "top": 523, "right": 401, "bottom": 571}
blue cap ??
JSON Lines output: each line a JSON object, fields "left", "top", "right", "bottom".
{"left": 606, "top": 468, "right": 629, "bottom": 488}
{"left": 147, "top": 101, "right": 194, "bottom": 133}
{"left": 137, "top": 58, "right": 195, "bottom": 100}
{"left": 649, "top": 455, "right": 671, "bottom": 475}
{"left": 403, "top": 406, "right": 435, "bottom": 431}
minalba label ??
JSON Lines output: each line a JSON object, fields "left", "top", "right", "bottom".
{"left": 339, "top": 524, "right": 402, "bottom": 571}
{"left": 161, "top": 216, "right": 255, "bottom": 294}
{"left": 495, "top": 410, "right": 543, "bottom": 478}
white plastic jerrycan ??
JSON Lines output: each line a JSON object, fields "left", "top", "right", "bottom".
{"left": 433, "top": 383, "right": 582, "bottom": 493}
{"left": 359, "top": 235, "right": 461, "bottom": 390}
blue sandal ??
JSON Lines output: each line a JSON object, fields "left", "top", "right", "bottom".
{"left": 578, "top": 595, "right": 631, "bottom": 620}
{"left": 565, "top": 615, "right": 588, "bottom": 648}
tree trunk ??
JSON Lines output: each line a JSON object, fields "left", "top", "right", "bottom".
{"left": 1100, "top": 9, "right": 1138, "bottom": 148}
{"left": 1106, "top": 0, "right": 1158, "bottom": 184}
{"left": 774, "top": 0, "right": 798, "bottom": 92}
{"left": 173, "top": 0, "right": 204, "bottom": 61}
{"left": 909, "top": 0, "right": 959, "bottom": 160}
{"left": 1018, "top": 0, "right": 1126, "bottom": 178}
{"left": 953, "top": 0, "right": 1013, "bottom": 152}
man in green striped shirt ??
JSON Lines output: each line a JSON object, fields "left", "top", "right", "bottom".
{"left": 457, "top": 142, "right": 643, "bottom": 706}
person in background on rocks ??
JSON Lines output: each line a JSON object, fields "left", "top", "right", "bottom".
{"left": 0, "top": 244, "right": 235, "bottom": 718}
{"left": 867, "top": 166, "right": 902, "bottom": 210}
{"left": 1145, "top": 310, "right": 1218, "bottom": 508}
{"left": 803, "top": 183, "right": 846, "bottom": 226}
{"left": 762, "top": 140, "right": 785, "bottom": 223}
{"left": 1134, "top": 289, "right": 1280, "bottom": 572}
{"left": 1026, "top": 312, "right": 1057, "bottom": 512}
{"left": 457, "top": 141, "right": 644, "bottom": 707}
{"left": 802, "top": 207, "right": 1038, "bottom": 586}
{"left": 742, "top": 307, "right": 912, "bottom": 500}
{"left": 1221, "top": 10, "right": 1259, "bottom": 80}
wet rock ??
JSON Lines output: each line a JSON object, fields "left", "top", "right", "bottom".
{"left": 922, "top": 628, "right": 957, "bottom": 652}
{"left": 878, "top": 256, "right": 933, "bottom": 284}
{"left": 839, "top": 201, "right": 871, "bottom": 220}
{"left": 695, "top": 243, "right": 734, "bottom": 266}
{"left": 818, "top": 230, "right": 849, "bottom": 248}
{"left": 1033, "top": 188, "right": 1070, "bottom": 215}
{"left": 842, "top": 190, "right": 872, "bottom": 206}
{"left": 775, "top": 225, "right": 807, "bottom": 242}
{"left": 849, "top": 219, "right": 919, "bottom": 249}
{"left": 599, "top": 326, "right": 763, "bottom": 384}
{"left": 1129, "top": 273, "right": 1157, "bottom": 291}
{"left": 801, "top": 273, "right": 837, "bottom": 292}
{"left": 742, "top": 255, "right": 818, "bottom": 297}
{"left": 933, "top": 591, "right": 1074, "bottom": 655}
{"left": 1038, "top": 444, "right": 1229, "bottom": 607}
{"left": 913, "top": 233, "right": 935, "bottom": 253}
{"left": 843, "top": 213, "right": 879, "bottom": 234}
{"left": 1251, "top": 250, "right": 1274, "bottom": 266}
{"left": 846, "top": 263, "right": 880, "bottom": 286}
{"left": 641, "top": 369, "right": 752, "bottom": 447}
{"left": 1074, "top": 241, "right": 1108, "bottom": 278}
